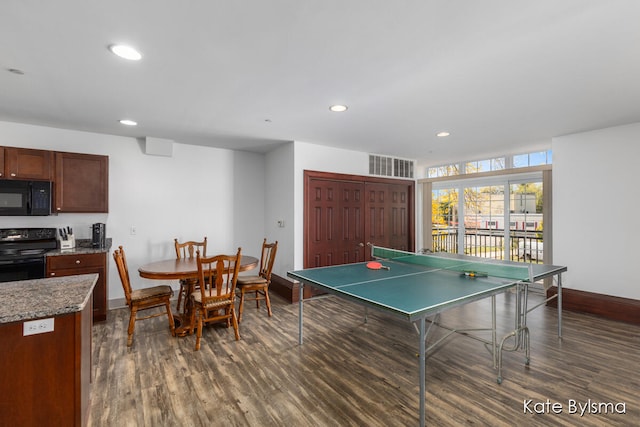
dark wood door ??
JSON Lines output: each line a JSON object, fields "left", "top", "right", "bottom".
{"left": 365, "top": 182, "right": 411, "bottom": 252}
{"left": 304, "top": 171, "right": 414, "bottom": 269}
{"left": 306, "top": 178, "right": 364, "bottom": 267}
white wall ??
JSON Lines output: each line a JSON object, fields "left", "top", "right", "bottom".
{"left": 0, "top": 121, "right": 265, "bottom": 306}
{"left": 265, "top": 142, "right": 295, "bottom": 277}
{"left": 553, "top": 122, "right": 639, "bottom": 300}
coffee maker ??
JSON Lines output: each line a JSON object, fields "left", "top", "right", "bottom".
{"left": 91, "top": 223, "right": 106, "bottom": 248}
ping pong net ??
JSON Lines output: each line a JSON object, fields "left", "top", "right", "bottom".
{"left": 370, "top": 245, "right": 533, "bottom": 282}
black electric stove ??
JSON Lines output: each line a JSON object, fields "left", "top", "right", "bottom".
{"left": 0, "top": 228, "right": 58, "bottom": 282}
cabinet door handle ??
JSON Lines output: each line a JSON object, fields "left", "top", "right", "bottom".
{"left": 50, "top": 272, "right": 56, "bottom": 276}
{"left": 75, "top": 260, "right": 81, "bottom": 264}
{"left": 10, "top": 173, "right": 16, "bottom": 177}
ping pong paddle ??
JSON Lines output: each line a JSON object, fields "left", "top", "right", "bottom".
{"left": 462, "top": 270, "right": 488, "bottom": 278}
{"left": 366, "top": 261, "right": 390, "bottom": 271}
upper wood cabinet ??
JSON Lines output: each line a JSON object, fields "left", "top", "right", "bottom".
{"left": 54, "top": 151, "right": 109, "bottom": 213}
{"left": 0, "top": 147, "right": 53, "bottom": 180}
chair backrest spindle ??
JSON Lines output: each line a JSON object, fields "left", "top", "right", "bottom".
{"left": 197, "top": 248, "right": 242, "bottom": 301}
{"left": 113, "top": 246, "right": 133, "bottom": 306}
{"left": 175, "top": 237, "right": 207, "bottom": 259}
{"left": 258, "top": 239, "right": 278, "bottom": 281}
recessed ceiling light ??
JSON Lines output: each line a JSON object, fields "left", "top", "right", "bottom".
{"left": 109, "top": 44, "right": 142, "bottom": 61}
{"left": 329, "top": 105, "right": 348, "bottom": 112}
{"left": 119, "top": 119, "right": 138, "bottom": 126}
{"left": 436, "top": 131, "right": 450, "bottom": 137}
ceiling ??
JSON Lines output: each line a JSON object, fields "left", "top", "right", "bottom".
{"left": 1, "top": 1, "right": 639, "bottom": 165}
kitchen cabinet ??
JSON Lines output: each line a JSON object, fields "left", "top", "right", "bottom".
{"left": 47, "top": 252, "right": 108, "bottom": 322}
{"left": 54, "top": 151, "right": 108, "bottom": 213}
{"left": 0, "top": 147, "right": 109, "bottom": 213}
{"left": 0, "top": 147, "right": 53, "bottom": 180}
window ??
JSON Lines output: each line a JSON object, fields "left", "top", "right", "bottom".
{"left": 428, "top": 150, "right": 551, "bottom": 177}
{"left": 431, "top": 188, "right": 459, "bottom": 252}
{"left": 513, "top": 150, "right": 552, "bottom": 168}
{"left": 429, "top": 176, "right": 545, "bottom": 264}
{"left": 510, "top": 181, "right": 544, "bottom": 262}
{"left": 465, "top": 157, "right": 505, "bottom": 173}
{"left": 427, "top": 164, "right": 460, "bottom": 178}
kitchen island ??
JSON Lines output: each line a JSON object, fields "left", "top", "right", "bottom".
{"left": 0, "top": 274, "right": 97, "bottom": 427}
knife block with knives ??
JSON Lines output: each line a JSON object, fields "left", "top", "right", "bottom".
{"left": 58, "top": 226, "right": 75, "bottom": 250}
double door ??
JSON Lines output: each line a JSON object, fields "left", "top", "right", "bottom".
{"left": 304, "top": 171, "right": 414, "bottom": 268}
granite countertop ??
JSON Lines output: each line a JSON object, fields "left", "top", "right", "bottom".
{"left": 0, "top": 274, "right": 98, "bottom": 324}
{"left": 46, "top": 238, "right": 113, "bottom": 257}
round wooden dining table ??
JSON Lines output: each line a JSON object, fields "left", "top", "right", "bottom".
{"left": 138, "top": 255, "right": 258, "bottom": 281}
{"left": 138, "top": 255, "right": 258, "bottom": 335}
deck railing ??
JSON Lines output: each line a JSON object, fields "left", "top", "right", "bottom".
{"left": 431, "top": 228, "right": 544, "bottom": 263}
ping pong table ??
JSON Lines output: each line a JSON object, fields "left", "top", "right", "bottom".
{"left": 287, "top": 246, "right": 567, "bottom": 427}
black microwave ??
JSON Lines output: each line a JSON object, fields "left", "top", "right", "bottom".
{"left": 0, "top": 180, "right": 52, "bottom": 216}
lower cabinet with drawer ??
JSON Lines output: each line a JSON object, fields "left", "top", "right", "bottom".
{"left": 47, "top": 252, "right": 108, "bottom": 322}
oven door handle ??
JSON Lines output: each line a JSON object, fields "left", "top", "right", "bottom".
{"left": 0, "top": 258, "right": 44, "bottom": 265}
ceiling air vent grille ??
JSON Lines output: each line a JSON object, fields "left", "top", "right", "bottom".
{"left": 369, "top": 155, "right": 414, "bottom": 178}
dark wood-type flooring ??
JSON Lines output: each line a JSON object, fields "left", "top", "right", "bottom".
{"left": 88, "top": 288, "right": 639, "bottom": 426}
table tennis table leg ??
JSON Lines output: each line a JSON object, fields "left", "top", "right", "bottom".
{"left": 497, "top": 283, "right": 531, "bottom": 384}
{"left": 557, "top": 273, "right": 563, "bottom": 338}
{"left": 419, "top": 316, "right": 426, "bottom": 427}
{"left": 492, "top": 295, "right": 497, "bottom": 369}
{"left": 298, "top": 282, "right": 304, "bottom": 345}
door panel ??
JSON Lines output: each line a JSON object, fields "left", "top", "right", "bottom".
{"left": 339, "top": 183, "right": 363, "bottom": 264}
{"left": 306, "top": 178, "right": 364, "bottom": 268}
{"left": 365, "top": 182, "right": 411, "bottom": 253}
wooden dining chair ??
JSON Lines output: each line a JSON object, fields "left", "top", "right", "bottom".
{"left": 113, "top": 246, "right": 175, "bottom": 346}
{"left": 190, "top": 248, "right": 242, "bottom": 351}
{"left": 174, "top": 237, "right": 207, "bottom": 312}
{"left": 236, "top": 239, "right": 278, "bottom": 323}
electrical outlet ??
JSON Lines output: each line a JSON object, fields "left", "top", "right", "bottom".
{"left": 23, "top": 318, "right": 55, "bottom": 336}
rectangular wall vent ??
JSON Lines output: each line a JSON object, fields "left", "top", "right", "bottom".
{"left": 369, "top": 154, "right": 414, "bottom": 178}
